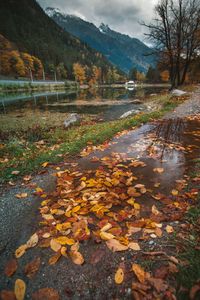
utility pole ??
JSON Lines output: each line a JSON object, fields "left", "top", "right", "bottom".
{"left": 42, "top": 68, "right": 46, "bottom": 81}
{"left": 29, "top": 68, "right": 33, "bottom": 82}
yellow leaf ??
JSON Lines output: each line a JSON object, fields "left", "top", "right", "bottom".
{"left": 72, "top": 206, "right": 81, "bottom": 213}
{"left": 100, "top": 232, "right": 115, "bottom": 240}
{"left": 115, "top": 268, "right": 124, "bottom": 284}
{"left": 172, "top": 189, "right": 178, "bottom": 196}
{"left": 132, "top": 263, "right": 146, "bottom": 283}
{"left": 56, "top": 236, "right": 75, "bottom": 245}
{"left": 15, "top": 245, "right": 28, "bottom": 258}
{"left": 127, "top": 198, "right": 135, "bottom": 206}
{"left": 42, "top": 162, "right": 48, "bottom": 167}
{"left": 14, "top": 279, "right": 26, "bottom": 300}
{"left": 56, "top": 222, "right": 72, "bottom": 231}
{"left": 65, "top": 210, "right": 71, "bottom": 217}
{"left": 36, "top": 187, "right": 43, "bottom": 192}
{"left": 134, "top": 203, "right": 140, "bottom": 210}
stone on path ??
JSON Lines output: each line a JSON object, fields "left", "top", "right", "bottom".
{"left": 171, "top": 89, "right": 186, "bottom": 97}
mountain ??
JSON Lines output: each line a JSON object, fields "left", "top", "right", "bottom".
{"left": 45, "top": 7, "right": 156, "bottom": 73}
{"left": 0, "top": 0, "right": 115, "bottom": 80}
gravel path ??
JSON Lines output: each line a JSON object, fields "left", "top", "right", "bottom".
{"left": 164, "top": 85, "right": 200, "bottom": 118}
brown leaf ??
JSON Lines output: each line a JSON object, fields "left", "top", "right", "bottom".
{"left": 1, "top": 290, "right": 15, "bottom": 300}
{"left": 14, "top": 279, "right": 26, "bottom": 300}
{"left": 168, "top": 262, "right": 178, "bottom": 273}
{"left": 154, "top": 266, "right": 168, "bottom": 279}
{"left": 32, "top": 288, "right": 59, "bottom": 300}
{"left": 148, "top": 278, "right": 168, "bottom": 293}
{"left": 106, "top": 239, "right": 128, "bottom": 252}
{"left": 49, "top": 252, "right": 61, "bottom": 265}
{"left": 190, "top": 284, "right": 200, "bottom": 300}
{"left": 115, "top": 268, "right": 124, "bottom": 284}
{"left": 25, "top": 258, "right": 40, "bottom": 277}
{"left": 132, "top": 281, "right": 151, "bottom": 292}
{"left": 5, "top": 258, "right": 18, "bottom": 277}
{"left": 90, "top": 249, "right": 104, "bottom": 264}
{"left": 132, "top": 263, "right": 146, "bottom": 284}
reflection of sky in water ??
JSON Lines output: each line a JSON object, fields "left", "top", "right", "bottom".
{"left": 0, "top": 86, "right": 167, "bottom": 118}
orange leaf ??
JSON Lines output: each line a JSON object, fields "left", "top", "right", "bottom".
{"left": 49, "top": 252, "right": 61, "bottom": 265}
{"left": 1, "top": 290, "right": 15, "bottom": 300}
{"left": 115, "top": 268, "right": 124, "bottom": 284}
{"left": 15, "top": 245, "right": 28, "bottom": 258}
{"left": 32, "top": 288, "right": 59, "bottom": 300}
{"left": 132, "top": 263, "right": 146, "bottom": 283}
{"left": 56, "top": 236, "right": 75, "bottom": 245}
{"left": 69, "top": 250, "right": 84, "bottom": 265}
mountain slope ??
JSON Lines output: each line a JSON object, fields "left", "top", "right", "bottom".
{"left": 0, "top": 0, "right": 114, "bottom": 79}
{"left": 45, "top": 7, "right": 156, "bottom": 73}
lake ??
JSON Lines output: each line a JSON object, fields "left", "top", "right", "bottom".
{"left": 0, "top": 86, "right": 167, "bottom": 121}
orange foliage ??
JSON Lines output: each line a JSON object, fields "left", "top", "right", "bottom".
{"left": 160, "top": 70, "right": 170, "bottom": 82}
{"left": 73, "top": 63, "right": 86, "bottom": 84}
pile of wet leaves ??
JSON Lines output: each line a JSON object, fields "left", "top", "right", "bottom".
{"left": 2, "top": 116, "right": 200, "bottom": 299}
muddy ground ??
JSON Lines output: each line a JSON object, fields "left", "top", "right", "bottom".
{"left": 0, "top": 86, "right": 200, "bottom": 300}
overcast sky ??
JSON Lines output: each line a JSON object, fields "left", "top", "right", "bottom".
{"left": 37, "top": 0, "right": 158, "bottom": 43}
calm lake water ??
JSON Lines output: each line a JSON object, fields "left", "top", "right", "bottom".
{"left": 0, "top": 86, "right": 167, "bottom": 121}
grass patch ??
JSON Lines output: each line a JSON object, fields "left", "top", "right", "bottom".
{"left": 0, "top": 93, "right": 185, "bottom": 184}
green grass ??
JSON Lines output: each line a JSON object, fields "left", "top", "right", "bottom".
{"left": 0, "top": 93, "right": 184, "bottom": 184}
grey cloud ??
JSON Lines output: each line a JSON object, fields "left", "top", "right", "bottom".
{"left": 37, "top": 0, "right": 157, "bottom": 41}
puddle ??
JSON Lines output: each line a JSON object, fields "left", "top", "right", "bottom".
{"left": 71, "top": 117, "right": 200, "bottom": 216}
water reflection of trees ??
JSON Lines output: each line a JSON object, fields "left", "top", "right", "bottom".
{"left": 145, "top": 119, "right": 187, "bottom": 160}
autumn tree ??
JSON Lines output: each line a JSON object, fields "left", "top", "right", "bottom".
{"left": 10, "top": 50, "right": 26, "bottom": 76}
{"left": 73, "top": 63, "right": 86, "bottom": 84}
{"left": 142, "top": 0, "right": 200, "bottom": 88}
